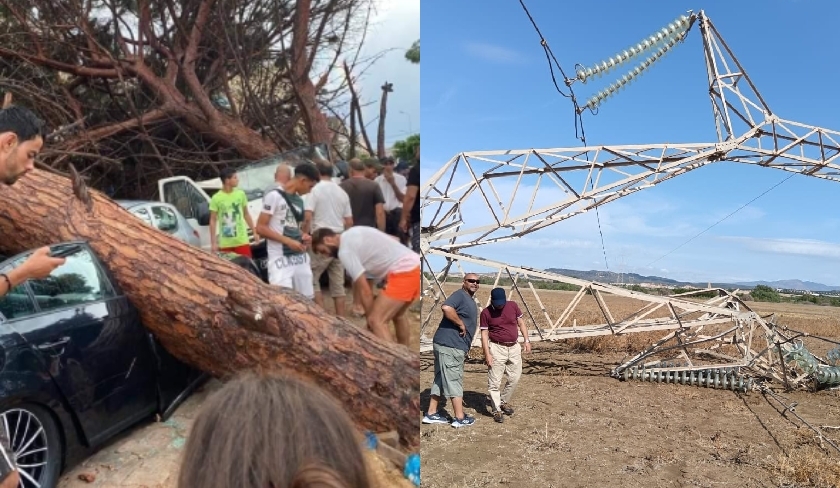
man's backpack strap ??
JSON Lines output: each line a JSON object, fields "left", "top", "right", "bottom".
{"left": 271, "top": 188, "right": 304, "bottom": 223}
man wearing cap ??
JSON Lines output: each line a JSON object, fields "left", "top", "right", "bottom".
{"left": 362, "top": 157, "right": 381, "bottom": 180}
{"left": 480, "top": 287, "right": 531, "bottom": 423}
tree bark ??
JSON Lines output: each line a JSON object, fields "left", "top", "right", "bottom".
{"left": 290, "top": 0, "right": 333, "bottom": 145}
{"left": 0, "top": 170, "right": 420, "bottom": 449}
{"left": 342, "top": 61, "right": 375, "bottom": 156}
{"left": 377, "top": 82, "right": 393, "bottom": 158}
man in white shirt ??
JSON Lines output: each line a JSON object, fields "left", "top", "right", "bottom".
{"left": 256, "top": 163, "right": 319, "bottom": 298}
{"left": 375, "top": 156, "right": 407, "bottom": 245}
{"left": 312, "top": 226, "right": 420, "bottom": 347}
{"left": 303, "top": 159, "right": 353, "bottom": 317}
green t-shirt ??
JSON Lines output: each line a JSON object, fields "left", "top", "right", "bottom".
{"left": 210, "top": 189, "right": 250, "bottom": 248}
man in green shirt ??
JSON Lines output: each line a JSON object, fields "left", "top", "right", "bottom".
{"left": 209, "top": 168, "right": 259, "bottom": 257}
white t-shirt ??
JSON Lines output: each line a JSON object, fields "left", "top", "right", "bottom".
{"left": 305, "top": 180, "right": 352, "bottom": 233}
{"left": 338, "top": 227, "right": 419, "bottom": 281}
{"left": 375, "top": 173, "right": 407, "bottom": 212}
{"left": 261, "top": 189, "right": 303, "bottom": 258}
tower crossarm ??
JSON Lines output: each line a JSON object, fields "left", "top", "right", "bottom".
{"left": 418, "top": 10, "right": 840, "bottom": 392}
{"left": 722, "top": 117, "right": 840, "bottom": 180}
{"left": 423, "top": 117, "right": 840, "bottom": 251}
{"left": 422, "top": 140, "right": 732, "bottom": 250}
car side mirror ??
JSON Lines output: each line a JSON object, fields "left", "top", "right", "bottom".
{"left": 196, "top": 202, "right": 210, "bottom": 226}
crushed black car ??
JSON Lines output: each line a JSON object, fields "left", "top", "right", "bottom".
{"left": 0, "top": 242, "right": 205, "bottom": 488}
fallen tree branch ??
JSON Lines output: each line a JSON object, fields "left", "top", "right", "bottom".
{"left": 0, "top": 169, "right": 421, "bottom": 449}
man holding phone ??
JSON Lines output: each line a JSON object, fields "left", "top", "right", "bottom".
{"left": 0, "top": 105, "right": 68, "bottom": 487}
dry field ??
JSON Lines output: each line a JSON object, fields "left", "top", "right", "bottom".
{"left": 419, "top": 285, "right": 840, "bottom": 487}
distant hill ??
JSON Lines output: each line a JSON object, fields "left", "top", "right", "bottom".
{"left": 735, "top": 280, "right": 840, "bottom": 292}
{"left": 542, "top": 268, "right": 840, "bottom": 292}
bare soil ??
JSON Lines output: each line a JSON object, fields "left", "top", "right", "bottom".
{"left": 419, "top": 288, "right": 840, "bottom": 488}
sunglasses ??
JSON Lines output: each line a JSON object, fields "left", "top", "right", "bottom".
{"left": 464, "top": 279, "right": 480, "bottom": 284}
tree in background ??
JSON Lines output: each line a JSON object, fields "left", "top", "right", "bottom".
{"left": 392, "top": 134, "right": 419, "bottom": 163}
{"left": 0, "top": 0, "right": 377, "bottom": 197}
{"left": 750, "top": 285, "right": 781, "bottom": 303}
{"left": 406, "top": 39, "right": 419, "bottom": 63}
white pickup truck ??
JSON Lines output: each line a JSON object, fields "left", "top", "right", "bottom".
{"left": 155, "top": 143, "right": 339, "bottom": 251}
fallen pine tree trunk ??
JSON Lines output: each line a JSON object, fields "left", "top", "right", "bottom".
{"left": 0, "top": 168, "right": 420, "bottom": 449}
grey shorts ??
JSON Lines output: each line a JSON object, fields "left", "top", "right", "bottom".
{"left": 430, "top": 343, "right": 466, "bottom": 398}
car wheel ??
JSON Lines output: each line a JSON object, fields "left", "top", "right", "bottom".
{"left": 1, "top": 404, "right": 62, "bottom": 488}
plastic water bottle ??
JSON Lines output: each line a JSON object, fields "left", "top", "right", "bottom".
{"left": 404, "top": 453, "right": 420, "bottom": 486}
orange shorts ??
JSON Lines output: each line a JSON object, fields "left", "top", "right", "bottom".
{"left": 382, "top": 266, "right": 420, "bottom": 302}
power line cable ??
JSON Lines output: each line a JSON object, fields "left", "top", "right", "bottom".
{"left": 646, "top": 172, "right": 796, "bottom": 268}
{"left": 517, "top": 0, "right": 609, "bottom": 270}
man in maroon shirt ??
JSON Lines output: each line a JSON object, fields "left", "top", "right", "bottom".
{"left": 479, "top": 287, "right": 531, "bottom": 423}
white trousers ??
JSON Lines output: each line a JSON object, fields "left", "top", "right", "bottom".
{"left": 268, "top": 253, "right": 314, "bottom": 299}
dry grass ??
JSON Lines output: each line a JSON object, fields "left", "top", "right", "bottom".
{"left": 422, "top": 284, "right": 840, "bottom": 487}
{"left": 774, "top": 446, "right": 840, "bottom": 488}
{"left": 422, "top": 284, "right": 840, "bottom": 357}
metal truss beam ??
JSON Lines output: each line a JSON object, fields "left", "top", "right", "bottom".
{"left": 419, "top": 10, "right": 840, "bottom": 391}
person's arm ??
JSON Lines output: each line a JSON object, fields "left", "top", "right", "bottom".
{"left": 209, "top": 212, "right": 218, "bottom": 251}
{"left": 374, "top": 186, "right": 386, "bottom": 231}
{"left": 375, "top": 203, "right": 385, "bottom": 232}
{"left": 208, "top": 197, "right": 219, "bottom": 252}
{"left": 441, "top": 304, "right": 466, "bottom": 337}
{"left": 354, "top": 276, "right": 375, "bottom": 316}
{"left": 400, "top": 186, "right": 419, "bottom": 233}
{"left": 242, "top": 194, "right": 260, "bottom": 243}
{"left": 257, "top": 197, "right": 305, "bottom": 253}
{"left": 302, "top": 211, "right": 312, "bottom": 235}
{"left": 480, "top": 310, "right": 493, "bottom": 366}
{"left": 302, "top": 195, "right": 313, "bottom": 235}
{"left": 244, "top": 212, "right": 260, "bottom": 243}
{"left": 0, "top": 247, "right": 65, "bottom": 297}
{"left": 0, "top": 471, "right": 19, "bottom": 488}
{"left": 342, "top": 193, "right": 353, "bottom": 229}
{"left": 517, "top": 316, "right": 531, "bottom": 353}
{"left": 515, "top": 303, "right": 531, "bottom": 353}
{"left": 386, "top": 174, "right": 406, "bottom": 201}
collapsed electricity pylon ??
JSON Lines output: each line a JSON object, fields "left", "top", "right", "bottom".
{"left": 418, "top": 10, "right": 840, "bottom": 392}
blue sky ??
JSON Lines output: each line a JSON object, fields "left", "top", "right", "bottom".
{"left": 352, "top": 0, "right": 419, "bottom": 148}
{"left": 420, "top": 0, "right": 840, "bottom": 286}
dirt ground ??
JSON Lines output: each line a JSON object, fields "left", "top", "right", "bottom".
{"left": 419, "top": 287, "right": 840, "bottom": 488}
{"left": 57, "top": 292, "right": 418, "bottom": 488}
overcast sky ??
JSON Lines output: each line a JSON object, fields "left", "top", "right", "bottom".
{"left": 351, "top": 0, "right": 419, "bottom": 149}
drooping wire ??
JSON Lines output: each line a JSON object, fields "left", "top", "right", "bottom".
{"left": 516, "top": 0, "right": 589, "bottom": 144}
{"left": 516, "top": 0, "right": 571, "bottom": 96}
{"left": 646, "top": 172, "right": 797, "bottom": 268}
{"left": 522, "top": 0, "right": 608, "bottom": 269}
{"left": 517, "top": 0, "right": 609, "bottom": 270}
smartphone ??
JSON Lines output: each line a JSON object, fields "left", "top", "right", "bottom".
{"left": 0, "top": 436, "right": 15, "bottom": 483}
{"left": 50, "top": 246, "right": 83, "bottom": 259}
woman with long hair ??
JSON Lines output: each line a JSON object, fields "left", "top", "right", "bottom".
{"left": 178, "top": 371, "right": 371, "bottom": 488}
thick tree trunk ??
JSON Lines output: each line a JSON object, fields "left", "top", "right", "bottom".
{"left": 0, "top": 170, "right": 420, "bottom": 449}
{"left": 377, "top": 82, "right": 393, "bottom": 158}
{"left": 291, "top": 0, "right": 333, "bottom": 145}
{"left": 343, "top": 61, "right": 375, "bottom": 156}
{"left": 173, "top": 103, "right": 280, "bottom": 160}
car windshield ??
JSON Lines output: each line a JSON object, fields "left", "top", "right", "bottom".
{"left": 236, "top": 144, "right": 329, "bottom": 200}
